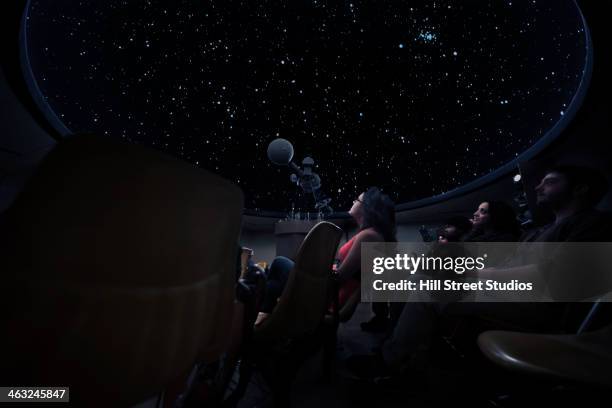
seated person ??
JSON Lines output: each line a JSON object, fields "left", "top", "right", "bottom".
{"left": 374, "top": 216, "right": 473, "bottom": 334}
{"left": 258, "top": 255, "right": 293, "bottom": 316}
{"left": 465, "top": 200, "right": 523, "bottom": 266}
{"left": 462, "top": 200, "right": 522, "bottom": 242}
{"left": 337, "top": 187, "right": 396, "bottom": 309}
{"left": 257, "top": 187, "right": 396, "bottom": 325}
{"left": 367, "top": 216, "right": 473, "bottom": 334}
{"left": 349, "top": 165, "right": 611, "bottom": 380}
{"left": 436, "top": 216, "right": 473, "bottom": 243}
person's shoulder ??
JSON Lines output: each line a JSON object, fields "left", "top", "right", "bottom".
{"left": 554, "top": 209, "right": 612, "bottom": 242}
{"left": 568, "top": 209, "right": 612, "bottom": 227}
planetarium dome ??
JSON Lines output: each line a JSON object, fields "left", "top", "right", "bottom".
{"left": 22, "top": 0, "right": 591, "bottom": 216}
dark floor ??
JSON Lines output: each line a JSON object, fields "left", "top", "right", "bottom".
{"left": 236, "top": 302, "right": 431, "bottom": 408}
{"left": 132, "top": 302, "right": 608, "bottom": 408}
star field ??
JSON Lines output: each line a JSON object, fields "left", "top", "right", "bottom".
{"left": 27, "top": 0, "right": 588, "bottom": 213}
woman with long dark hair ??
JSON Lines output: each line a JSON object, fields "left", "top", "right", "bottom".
{"left": 463, "top": 200, "right": 521, "bottom": 242}
{"left": 255, "top": 187, "right": 396, "bottom": 325}
{"left": 335, "top": 187, "right": 397, "bottom": 328}
{"left": 336, "top": 187, "right": 397, "bottom": 281}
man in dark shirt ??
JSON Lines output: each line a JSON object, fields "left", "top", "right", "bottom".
{"left": 530, "top": 165, "right": 611, "bottom": 242}
{"left": 350, "top": 165, "right": 611, "bottom": 379}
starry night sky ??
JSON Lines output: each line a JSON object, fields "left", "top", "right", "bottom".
{"left": 26, "top": 0, "right": 587, "bottom": 213}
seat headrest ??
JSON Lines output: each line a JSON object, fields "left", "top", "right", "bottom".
{"left": 1, "top": 135, "right": 244, "bottom": 405}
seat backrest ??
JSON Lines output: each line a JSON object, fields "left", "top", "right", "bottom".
{"left": 254, "top": 221, "right": 343, "bottom": 341}
{"left": 0, "top": 135, "right": 243, "bottom": 406}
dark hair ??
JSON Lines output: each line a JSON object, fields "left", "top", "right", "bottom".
{"left": 464, "top": 200, "right": 521, "bottom": 242}
{"left": 547, "top": 165, "right": 609, "bottom": 206}
{"left": 484, "top": 200, "right": 521, "bottom": 237}
{"left": 360, "top": 187, "right": 397, "bottom": 242}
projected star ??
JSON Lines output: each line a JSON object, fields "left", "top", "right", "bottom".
{"left": 27, "top": 0, "right": 588, "bottom": 213}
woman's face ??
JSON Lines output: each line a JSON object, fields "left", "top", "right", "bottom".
{"left": 472, "top": 202, "right": 490, "bottom": 228}
{"left": 349, "top": 192, "right": 365, "bottom": 220}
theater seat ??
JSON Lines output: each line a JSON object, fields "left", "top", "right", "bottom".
{"left": 324, "top": 287, "right": 361, "bottom": 326}
{"left": 320, "top": 286, "right": 362, "bottom": 382}
{"left": 0, "top": 134, "right": 243, "bottom": 406}
{"left": 254, "top": 221, "right": 343, "bottom": 341}
{"left": 477, "top": 325, "right": 612, "bottom": 387}
{"left": 226, "top": 221, "right": 342, "bottom": 406}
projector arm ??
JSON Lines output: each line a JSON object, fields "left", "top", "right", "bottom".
{"left": 288, "top": 161, "right": 303, "bottom": 176}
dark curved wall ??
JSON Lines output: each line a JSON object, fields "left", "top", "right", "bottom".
{"left": 517, "top": 0, "right": 612, "bottom": 210}
{"left": 0, "top": 1, "right": 56, "bottom": 211}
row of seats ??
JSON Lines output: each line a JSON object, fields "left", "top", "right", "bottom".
{"left": 4, "top": 134, "right": 609, "bottom": 406}
{"left": 0, "top": 134, "right": 344, "bottom": 407}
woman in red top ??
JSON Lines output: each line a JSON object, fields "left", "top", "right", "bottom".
{"left": 335, "top": 187, "right": 397, "bottom": 310}
{"left": 256, "top": 187, "right": 395, "bottom": 325}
